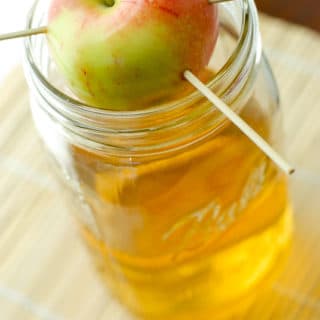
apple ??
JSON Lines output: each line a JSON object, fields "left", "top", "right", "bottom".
{"left": 48, "top": 0, "right": 219, "bottom": 110}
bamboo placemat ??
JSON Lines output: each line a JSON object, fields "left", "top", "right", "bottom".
{"left": 1, "top": 14, "right": 320, "bottom": 320}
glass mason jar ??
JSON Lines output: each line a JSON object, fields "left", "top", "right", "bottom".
{"left": 24, "top": 0, "right": 292, "bottom": 318}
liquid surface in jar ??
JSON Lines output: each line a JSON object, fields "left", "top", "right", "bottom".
{"left": 70, "top": 96, "right": 292, "bottom": 318}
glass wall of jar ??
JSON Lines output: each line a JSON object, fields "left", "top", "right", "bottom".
{"left": 24, "top": 0, "right": 292, "bottom": 318}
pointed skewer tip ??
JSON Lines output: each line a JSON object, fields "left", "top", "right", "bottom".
{"left": 184, "top": 70, "right": 294, "bottom": 176}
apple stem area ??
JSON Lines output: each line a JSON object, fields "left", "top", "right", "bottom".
{"left": 103, "top": 0, "right": 115, "bottom": 7}
{"left": 208, "top": 0, "right": 234, "bottom": 3}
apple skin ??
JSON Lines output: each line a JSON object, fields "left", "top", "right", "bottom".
{"left": 48, "top": 0, "right": 219, "bottom": 110}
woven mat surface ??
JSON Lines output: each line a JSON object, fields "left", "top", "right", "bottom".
{"left": 1, "top": 14, "right": 320, "bottom": 319}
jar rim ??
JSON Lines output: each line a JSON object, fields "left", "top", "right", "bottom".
{"left": 24, "top": 0, "right": 260, "bottom": 121}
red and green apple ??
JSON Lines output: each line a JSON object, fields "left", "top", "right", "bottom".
{"left": 48, "top": 0, "right": 219, "bottom": 110}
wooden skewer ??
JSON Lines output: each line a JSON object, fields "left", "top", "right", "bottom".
{"left": 0, "top": 27, "right": 47, "bottom": 41}
{"left": 184, "top": 70, "right": 295, "bottom": 176}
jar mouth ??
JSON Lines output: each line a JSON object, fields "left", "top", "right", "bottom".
{"left": 24, "top": 0, "right": 260, "bottom": 120}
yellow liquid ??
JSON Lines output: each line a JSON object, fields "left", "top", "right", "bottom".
{"left": 71, "top": 100, "right": 292, "bottom": 319}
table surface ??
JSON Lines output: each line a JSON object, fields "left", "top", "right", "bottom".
{"left": 1, "top": 14, "right": 320, "bottom": 320}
